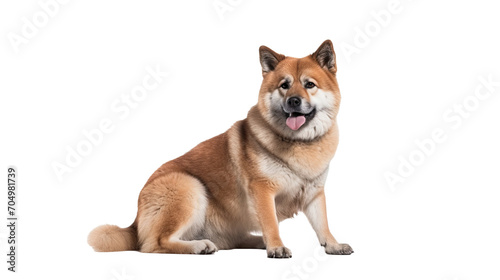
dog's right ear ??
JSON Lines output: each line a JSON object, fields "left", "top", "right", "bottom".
{"left": 259, "top": 46, "right": 285, "bottom": 76}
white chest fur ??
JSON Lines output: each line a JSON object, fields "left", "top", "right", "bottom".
{"left": 257, "top": 153, "right": 329, "bottom": 220}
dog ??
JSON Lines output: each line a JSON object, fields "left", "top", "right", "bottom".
{"left": 88, "top": 40, "right": 353, "bottom": 258}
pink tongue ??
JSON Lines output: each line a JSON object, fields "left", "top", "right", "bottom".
{"left": 286, "top": 115, "right": 306, "bottom": 130}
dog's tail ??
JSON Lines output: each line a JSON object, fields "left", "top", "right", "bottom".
{"left": 87, "top": 223, "right": 138, "bottom": 252}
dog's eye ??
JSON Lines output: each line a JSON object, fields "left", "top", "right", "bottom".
{"left": 280, "top": 82, "right": 290, "bottom": 90}
{"left": 305, "top": 82, "right": 316, "bottom": 89}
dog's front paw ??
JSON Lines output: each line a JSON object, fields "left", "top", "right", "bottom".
{"left": 267, "top": 246, "right": 292, "bottom": 258}
{"left": 324, "top": 243, "right": 353, "bottom": 255}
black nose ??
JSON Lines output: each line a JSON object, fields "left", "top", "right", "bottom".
{"left": 287, "top": 97, "right": 302, "bottom": 108}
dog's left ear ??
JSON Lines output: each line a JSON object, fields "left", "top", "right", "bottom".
{"left": 312, "top": 40, "right": 336, "bottom": 74}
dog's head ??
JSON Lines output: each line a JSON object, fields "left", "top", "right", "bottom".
{"left": 257, "top": 40, "right": 340, "bottom": 141}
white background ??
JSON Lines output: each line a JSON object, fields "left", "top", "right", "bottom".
{"left": 1, "top": 0, "right": 500, "bottom": 279}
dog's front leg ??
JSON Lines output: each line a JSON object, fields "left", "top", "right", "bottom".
{"left": 303, "top": 189, "right": 353, "bottom": 255}
{"left": 250, "top": 180, "right": 292, "bottom": 258}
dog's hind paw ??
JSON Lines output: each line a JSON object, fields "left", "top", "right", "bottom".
{"left": 195, "top": 240, "right": 218, "bottom": 255}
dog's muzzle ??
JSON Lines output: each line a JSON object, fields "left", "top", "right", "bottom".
{"left": 282, "top": 97, "right": 316, "bottom": 131}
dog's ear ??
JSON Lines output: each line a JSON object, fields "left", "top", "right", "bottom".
{"left": 259, "top": 46, "right": 285, "bottom": 75}
{"left": 312, "top": 40, "right": 336, "bottom": 74}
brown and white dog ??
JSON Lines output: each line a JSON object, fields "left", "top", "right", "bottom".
{"left": 88, "top": 40, "right": 353, "bottom": 258}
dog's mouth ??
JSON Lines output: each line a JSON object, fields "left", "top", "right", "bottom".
{"left": 282, "top": 108, "right": 316, "bottom": 130}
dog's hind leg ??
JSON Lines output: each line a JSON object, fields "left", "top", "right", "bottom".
{"left": 137, "top": 172, "right": 218, "bottom": 254}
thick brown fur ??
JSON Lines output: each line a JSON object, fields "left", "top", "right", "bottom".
{"left": 88, "top": 40, "right": 353, "bottom": 258}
